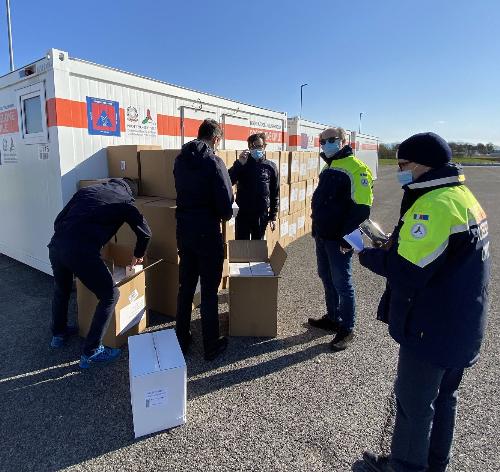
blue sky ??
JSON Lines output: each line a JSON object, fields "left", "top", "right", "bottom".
{"left": 2, "top": 0, "right": 498, "bottom": 144}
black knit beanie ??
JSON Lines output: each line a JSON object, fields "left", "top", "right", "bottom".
{"left": 397, "top": 132, "right": 452, "bottom": 168}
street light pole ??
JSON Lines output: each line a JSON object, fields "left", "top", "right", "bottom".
{"left": 358, "top": 112, "right": 364, "bottom": 134}
{"left": 300, "top": 83, "right": 308, "bottom": 118}
{"left": 6, "top": 0, "right": 14, "bottom": 71}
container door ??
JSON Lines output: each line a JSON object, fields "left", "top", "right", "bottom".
{"left": 221, "top": 113, "right": 249, "bottom": 150}
{"left": 180, "top": 105, "right": 217, "bottom": 145}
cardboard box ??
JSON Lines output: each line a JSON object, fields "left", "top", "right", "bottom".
{"left": 266, "top": 151, "right": 280, "bottom": 171}
{"left": 307, "top": 153, "right": 317, "bottom": 179}
{"left": 265, "top": 223, "right": 279, "bottom": 253}
{"left": 306, "top": 179, "right": 314, "bottom": 208}
{"left": 299, "top": 152, "right": 308, "bottom": 181}
{"left": 288, "top": 213, "right": 297, "bottom": 243}
{"left": 298, "top": 181, "right": 307, "bottom": 211}
{"left": 289, "top": 182, "right": 300, "bottom": 214}
{"left": 305, "top": 209, "right": 312, "bottom": 234}
{"left": 115, "top": 196, "right": 163, "bottom": 248}
{"left": 218, "top": 150, "right": 236, "bottom": 169}
{"left": 279, "top": 216, "right": 290, "bottom": 247}
{"left": 107, "top": 145, "right": 161, "bottom": 180}
{"left": 289, "top": 152, "right": 300, "bottom": 183}
{"left": 297, "top": 209, "right": 306, "bottom": 238}
{"left": 145, "top": 259, "right": 179, "bottom": 318}
{"left": 78, "top": 178, "right": 109, "bottom": 189}
{"left": 140, "top": 149, "right": 179, "bottom": 199}
{"left": 279, "top": 151, "right": 290, "bottom": 185}
{"left": 279, "top": 184, "right": 290, "bottom": 217}
{"left": 223, "top": 216, "right": 236, "bottom": 243}
{"left": 228, "top": 240, "right": 287, "bottom": 337}
{"left": 128, "top": 329, "right": 186, "bottom": 438}
{"left": 141, "top": 199, "right": 178, "bottom": 263}
{"left": 76, "top": 244, "right": 159, "bottom": 348}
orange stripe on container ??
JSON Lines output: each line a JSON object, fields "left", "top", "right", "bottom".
{"left": 182, "top": 117, "right": 203, "bottom": 138}
{"left": 157, "top": 114, "right": 181, "bottom": 136}
{"left": 223, "top": 123, "right": 250, "bottom": 141}
{"left": 119, "top": 108, "right": 125, "bottom": 132}
{"left": 289, "top": 135, "right": 300, "bottom": 146}
{"left": 47, "top": 98, "right": 87, "bottom": 128}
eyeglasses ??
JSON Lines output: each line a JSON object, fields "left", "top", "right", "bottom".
{"left": 398, "top": 161, "right": 415, "bottom": 171}
{"left": 320, "top": 137, "right": 340, "bottom": 145}
{"left": 249, "top": 144, "right": 265, "bottom": 150}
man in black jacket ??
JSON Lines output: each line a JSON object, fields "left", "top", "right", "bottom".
{"left": 174, "top": 119, "right": 234, "bottom": 361}
{"left": 308, "top": 127, "right": 373, "bottom": 351}
{"left": 229, "top": 133, "right": 279, "bottom": 240}
{"left": 48, "top": 178, "right": 151, "bottom": 369}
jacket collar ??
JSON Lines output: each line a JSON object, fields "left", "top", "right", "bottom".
{"left": 405, "top": 163, "right": 465, "bottom": 191}
{"left": 320, "top": 145, "right": 353, "bottom": 166}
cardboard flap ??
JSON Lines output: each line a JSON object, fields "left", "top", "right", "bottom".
{"left": 269, "top": 242, "right": 287, "bottom": 275}
{"left": 228, "top": 240, "right": 269, "bottom": 263}
{"left": 114, "top": 259, "right": 164, "bottom": 287}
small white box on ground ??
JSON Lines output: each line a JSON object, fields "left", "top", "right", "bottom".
{"left": 128, "top": 329, "right": 187, "bottom": 438}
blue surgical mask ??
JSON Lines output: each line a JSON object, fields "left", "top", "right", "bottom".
{"left": 250, "top": 149, "right": 265, "bottom": 160}
{"left": 397, "top": 170, "right": 413, "bottom": 187}
{"left": 321, "top": 141, "right": 341, "bottom": 158}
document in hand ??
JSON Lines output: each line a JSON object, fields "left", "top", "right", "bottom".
{"left": 359, "top": 219, "right": 389, "bottom": 245}
{"left": 343, "top": 229, "right": 364, "bottom": 253}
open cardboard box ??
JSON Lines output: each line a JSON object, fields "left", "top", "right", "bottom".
{"left": 227, "top": 240, "right": 287, "bottom": 337}
{"left": 77, "top": 244, "right": 161, "bottom": 348}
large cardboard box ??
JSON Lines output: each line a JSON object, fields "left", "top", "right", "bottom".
{"left": 266, "top": 151, "right": 280, "bottom": 172}
{"left": 145, "top": 259, "right": 179, "bottom": 318}
{"left": 265, "top": 222, "right": 279, "bottom": 253}
{"left": 279, "top": 216, "right": 290, "bottom": 247}
{"left": 297, "top": 209, "right": 306, "bottom": 238}
{"left": 299, "top": 152, "right": 308, "bottom": 182}
{"left": 107, "top": 145, "right": 161, "bottom": 180}
{"left": 218, "top": 150, "right": 236, "bottom": 169}
{"left": 288, "top": 213, "right": 297, "bottom": 243}
{"left": 289, "top": 182, "right": 301, "bottom": 214}
{"left": 115, "top": 196, "right": 163, "bottom": 248}
{"left": 223, "top": 216, "right": 236, "bottom": 243}
{"left": 128, "top": 329, "right": 186, "bottom": 438}
{"left": 141, "top": 199, "right": 178, "bottom": 263}
{"left": 279, "top": 151, "right": 290, "bottom": 184}
{"left": 140, "top": 150, "right": 179, "bottom": 199}
{"left": 78, "top": 178, "right": 109, "bottom": 189}
{"left": 298, "top": 181, "right": 307, "bottom": 211}
{"left": 77, "top": 244, "right": 159, "bottom": 348}
{"left": 279, "top": 184, "right": 290, "bottom": 217}
{"left": 228, "top": 240, "right": 287, "bottom": 337}
{"left": 306, "top": 179, "right": 314, "bottom": 208}
{"left": 289, "top": 152, "right": 300, "bottom": 183}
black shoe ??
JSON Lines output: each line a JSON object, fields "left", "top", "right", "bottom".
{"left": 307, "top": 315, "right": 339, "bottom": 331}
{"left": 362, "top": 452, "right": 394, "bottom": 472}
{"left": 177, "top": 331, "right": 192, "bottom": 355}
{"left": 330, "top": 329, "right": 354, "bottom": 351}
{"left": 204, "top": 337, "right": 228, "bottom": 361}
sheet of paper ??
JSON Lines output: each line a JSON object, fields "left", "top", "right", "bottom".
{"left": 343, "top": 229, "right": 364, "bottom": 253}
{"left": 249, "top": 262, "right": 274, "bottom": 276}
{"left": 229, "top": 262, "right": 251, "bottom": 276}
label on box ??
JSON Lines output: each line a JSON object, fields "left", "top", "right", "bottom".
{"left": 145, "top": 388, "right": 168, "bottom": 408}
{"left": 299, "top": 189, "right": 306, "bottom": 202}
{"left": 119, "top": 295, "right": 146, "bottom": 335}
{"left": 280, "top": 221, "right": 289, "bottom": 237}
{"left": 298, "top": 216, "right": 305, "bottom": 229}
{"left": 300, "top": 163, "right": 307, "bottom": 177}
{"left": 290, "top": 188, "right": 298, "bottom": 202}
{"left": 291, "top": 160, "right": 299, "bottom": 173}
{"left": 280, "top": 197, "right": 289, "bottom": 213}
{"left": 307, "top": 186, "right": 314, "bottom": 198}
{"left": 280, "top": 163, "right": 289, "bottom": 176}
{"left": 308, "top": 158, "right": 316, "bottom": 170}
{"left": 128, "top": 288, "right": 139, "bottom": 303}
{"left": 289, "top": 223, "right": 297, "bottom": 238}
{"left": 120, "top": 160, "right": 126, "bottom": 171}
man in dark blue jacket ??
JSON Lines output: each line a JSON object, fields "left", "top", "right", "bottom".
{"left": 174, "top": 119, "right": 234, "bottom": 361}
{"left": 308, "top": 127, "right": 373, "bottom": 351}
{"left": 229, "top": 133, "right": 279, "bottom": 240}
{"left": 48, "top": 178, "right": 152, "bottom": 369}
{"left": 360, "top": 133, "right": 490, "bottom": 472}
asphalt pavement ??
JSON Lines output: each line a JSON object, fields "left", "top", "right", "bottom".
{"left": 0, "top": 166, "right": 498, "bottom": 471}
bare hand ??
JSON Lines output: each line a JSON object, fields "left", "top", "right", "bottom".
{"left": 340, "top": 246, "right": 353, "bottom": 254}
{"left": 131, "top": 256, "right": 144, "bottom": 266}
{"left": 238, "top": 151, "right": 250, "bottom": 165}
{"left": 270, "top": 221, "right": 276, "bottom": 232}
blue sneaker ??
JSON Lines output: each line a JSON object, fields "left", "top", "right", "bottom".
{"left": 50, "top": 325, "right": 79, "bottom": 348}
{"left": 79, "top": 345, "right": 121, "bottom": 369}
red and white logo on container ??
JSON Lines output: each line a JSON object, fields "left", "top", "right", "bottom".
{"left": 0, "top": 105, "right": 19, "bottom": 135}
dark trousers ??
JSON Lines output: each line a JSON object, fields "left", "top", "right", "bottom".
{"left": 175, "top": 230, "right": 224, "bottom": 353}
{"left": 390, "top": 346, "right": 465, "bottom": 472}
{"left": 49, "top": 246, "right": 120, "bottom": 356}
{"left": 235, "top": 212, "right": 268, "bottom": 240}
{"left": 315, "top": 236, "right": 355, "bottom": 331}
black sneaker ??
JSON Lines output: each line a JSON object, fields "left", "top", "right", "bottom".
{"left": 362, "top": 452, "right": 395, "bottom": 472}
{"left": 307, "top": 315, "right": 339, "bottom": 331}
{"left": 204, "top": 337, "right": 228, "bottom": 361}
{"left": 330, "top": 330, "right": 354, "bottom": 351}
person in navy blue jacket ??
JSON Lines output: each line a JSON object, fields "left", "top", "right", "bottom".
{"left": 228, "top": 133, "right": 279, "bottom": 240}
{"left": 48, "top": 178, "right": 152, "bottom": 369}
{"left": 359, "top": 133, "right": 490, "bottom": 472}
{"left": 174, "top": 119, "right": 234, "bottom": 361}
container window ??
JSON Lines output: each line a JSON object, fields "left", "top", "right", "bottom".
{"left": 23, "top": 96, "right": 43, "bottom": 134}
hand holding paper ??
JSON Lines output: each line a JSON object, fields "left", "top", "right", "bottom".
{"left": 343, "top": 229, "right": 364, "bottom": 253}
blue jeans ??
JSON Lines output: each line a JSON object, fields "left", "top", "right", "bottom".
{"left": 315, "top": 236, "right": 355, "bottom": 331}
{"left": 390, "top": 346, "right": 465, "bottom": 472}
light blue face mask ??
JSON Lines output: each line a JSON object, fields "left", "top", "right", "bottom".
{"left": 321, "top": 140, "right": 341, "bottom": 158}
{"left": 397, "top": 170, "right": 414, "bottom": 187}
{"left": 250, "top": 149, "right": 265, "bottom": 160}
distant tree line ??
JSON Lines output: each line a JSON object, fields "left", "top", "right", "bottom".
{"left": 379, "top": 142, "right": 496, "bottom": 159}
